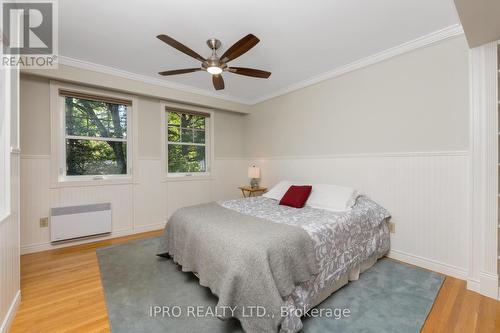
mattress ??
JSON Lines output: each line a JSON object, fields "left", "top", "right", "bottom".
{"left": 219, "top": 196, "right": 391, "bottom": 332}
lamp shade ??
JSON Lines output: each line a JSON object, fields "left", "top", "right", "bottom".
{"left": 248, "top": 166, "right": 260, "bottom": 179}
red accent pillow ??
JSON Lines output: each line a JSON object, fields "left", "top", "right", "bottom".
{"left": 279, "top": 185, "right": 312, "bottom": 208}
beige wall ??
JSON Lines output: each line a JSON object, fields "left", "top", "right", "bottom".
{"left": 136, "top": 97, "right": 161, "bottom": 158}
{"left": 213, "top": 110, "right": 246, "bottom": 158}
{"left": 245, "top": 36, "right": 470, "bottom": 157}
{"left": 20, "top": 74, "right": 246, "bottom": 158}
{"left": 20, "top": 75, "right": 50, "bottom": 155}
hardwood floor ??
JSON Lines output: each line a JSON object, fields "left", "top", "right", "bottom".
{"left": 10, "top": 231, "right": 162, "bottom": 333}
{"left": 9, "top": 231, "right": 500, "bottom": 333}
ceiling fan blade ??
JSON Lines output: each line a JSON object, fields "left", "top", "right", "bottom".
{"left": 212, "top": 74, "right": 225, "bottom": 90}
{"left": 228, "top": 67, "right": 271, "bottom": 78}
{"left": 220, "top": 34, "right": 260, "bottom": 63}
{"left": 158, "top": 68, "right": 202, "bottom": 76}
{"left": 157, "top": 34, "right": 205, "bottom": 62}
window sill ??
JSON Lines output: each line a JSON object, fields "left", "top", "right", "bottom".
{"left": 51, "top": 177, "right": 135, "bottom": 189}
{"left": 162, "top": 175, "right": 214, "bottom": 183}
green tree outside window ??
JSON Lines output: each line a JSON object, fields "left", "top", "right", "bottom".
{"left": 167, "top": 111, "right": 207, "bottom": 173}
{"left": 65, "top": 97, "right": 128, "bottom": 176}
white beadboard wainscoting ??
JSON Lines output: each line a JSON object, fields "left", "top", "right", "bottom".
{"left": 0, "top": 153, "right": 21, "bottom": 333}
{"left": 250, "top": 151, "right": 470, "bottom": 280}
{"left": 19, "top": 156, "right": 249, "bottom": 254}
{"left": 19, "top": 152, "right": 471, "bottom": 282}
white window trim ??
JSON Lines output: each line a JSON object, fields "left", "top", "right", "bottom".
{"left": 160, "top": 101, "right": 215, "bottom": 182}
{"left": 50, "top": 81, "right": 138, "bottom": 188}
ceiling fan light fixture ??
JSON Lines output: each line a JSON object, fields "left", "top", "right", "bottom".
{"left": 207, "top": 66, "right": 223, "bottom": 75}
{"left": 157, "top": 34, "right": 270, "bottom": 90}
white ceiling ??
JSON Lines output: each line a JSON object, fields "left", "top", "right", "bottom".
{"left": 59, "top": 0, "right": 460, "bottom": 104}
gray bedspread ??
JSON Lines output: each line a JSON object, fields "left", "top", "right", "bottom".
{"left": 157, "top": 202, "right": 320, "bottom": 333}
{"left": 221, "top": 196, "right": 390, "bottom": 332}
{"left": 158, "top": 196, "right": 390, "bottom": 333}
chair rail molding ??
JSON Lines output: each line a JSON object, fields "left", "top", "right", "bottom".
{"left": 469, "top": 41, "right": 499, "bottom": 299}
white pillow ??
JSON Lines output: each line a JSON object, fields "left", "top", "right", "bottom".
{"left": 306, "top": 184, "right": 359, "bottom": 212}
{"left": 262, "top": 180, "right": 295, "bottom": 201}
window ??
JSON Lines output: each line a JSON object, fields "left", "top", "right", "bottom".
{"left": 51, "top": 82, "right": 134, "bottom": 185}
{"left": 64, "top": 96, "right": 129, "bottom": 176}
{"left": 165, "top": 107, "right": 212, "bottom": 177}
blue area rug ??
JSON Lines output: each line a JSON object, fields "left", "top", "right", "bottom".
{"left": 97, "top": 237, "right": 444, "bottom": 333}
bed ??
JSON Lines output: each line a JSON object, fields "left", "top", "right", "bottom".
{"left": 157, "top": 191, "right": 390, "bottom": 333}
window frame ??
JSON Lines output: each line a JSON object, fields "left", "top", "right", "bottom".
{"left": 160, "top": 101, "right": 214, "bottom": 181}
{"left": 50, "top": 81, "right": 137, "bottom": 187}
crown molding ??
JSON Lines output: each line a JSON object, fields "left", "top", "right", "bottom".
{"left": 250, "top": 24, "right": 464, "bottom": 104}
{"left": 57, "top": 56, "right": 253, "bottom": 105}
{"left": 57, "top": 24, "right": 463, "bottom": 106}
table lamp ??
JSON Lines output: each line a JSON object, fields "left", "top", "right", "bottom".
{"left": 248, "top": 166, "right": 261, "bottom": 189}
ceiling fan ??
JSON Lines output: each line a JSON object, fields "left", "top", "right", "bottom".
{"left": 156, "top": 34, "right": 271, "bottom": 90}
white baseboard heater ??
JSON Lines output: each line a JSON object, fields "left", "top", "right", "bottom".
{"left": 50, "top": 203, "right": 112, "bottom": 242}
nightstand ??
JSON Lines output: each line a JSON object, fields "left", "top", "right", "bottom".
{"left": 238, "top": 186, "right": 267, "bottom": 198}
